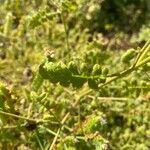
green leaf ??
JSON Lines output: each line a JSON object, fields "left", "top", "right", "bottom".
{"left": 62, "top": 1, "right": 78, "bottom": 12}
{"left": 32, "top": 73, "right": 44, "bottom": 92}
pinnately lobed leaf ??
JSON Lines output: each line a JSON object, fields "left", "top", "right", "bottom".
{"left": 39, "top": 61, "right": 72, "bottom": 85}
{"left": 71, "top": 76, "right": 86, "bottom": 88}
{"left": 102, "top": 67, "right": 109, "bottom": 76}
{"left": 31, "top": 73, "right": 44, "bottom": 92}
{"left": 56, "top": 61, "right": 72, "bottom": 83}
{"left": 68, "top": 61, "right": 79, "bottom": 74}
{"left": 80, "top": 63, "right": 89, "bottom": 75}
{"left": 37, "top": 60, "right": 108, "bottom": 89}
{"left": 92, "top": 64, "right": 102, "bottom": 75}
{"left": 121, "top": 48, "right": 136, "bottom": 63}
{"left": 88, "top": 79, "right": 98, "bottom": 89}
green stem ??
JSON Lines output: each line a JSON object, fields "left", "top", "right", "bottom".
{"left": 99, "top": 57, "right": 150, "bottom": 88}
{"left": 135, "top": 56, "right": 150, "bottom": 68}
{"left": 72, "top": 55, "right": 150, "bottom": 89}
{"left": 35, "top": 130, "right": 44, "bottom": 150}
{"left": 0, "top": 110, "right": 47, "bottom": 123}
{"left": 135, "top": 39, "right": 150, "bottom": 66}
{"left": 40, "top": 125, "right": 58, "bottom": 136}
{"left": 49, "top": 128, "right": 61, "bottom": 150}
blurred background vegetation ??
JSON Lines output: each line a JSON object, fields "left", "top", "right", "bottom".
{"left": 0, "top": 0, "right": 150, "bottom": 150}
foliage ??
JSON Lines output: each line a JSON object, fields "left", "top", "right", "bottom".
{"left": 0, "top": 0, "right": 150, "bottom": 150}
{"left": 79, "top": 0, "right": 150, "bottom": 33}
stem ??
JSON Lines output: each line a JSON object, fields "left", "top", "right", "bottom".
{"left": 135, "top": 39, "right": 150, "bottom": 66}
{"left": 88, "top": 95, "right": 131, "bottom": 101}
{"left": 110, "top": 86, "right": 150, "bottom": 89}
{"left": 99, "top": 56, "right": 150, "bottom": 88}
{"left": 72, "top": 55, "right": 150, "bottom": 89}
{"left": 40, "top": 125, "right": 59, "bottom": 136}
{"left": 1, "top": 124, "right": 24, "bottom": 129}
{"left": 135, "top": 56, "right": 150, "bottom": 68}
{"left": 35, "top": 130, "right": 44, "bottom": 150}
{"left": 144, "top": 71, "right": 150, "bottom": 80}
{"left": 49, "top": 128, "right": 61, "bottom": 150}
{"left": 0, "top": 110, "right": 47, "bottom": 123}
